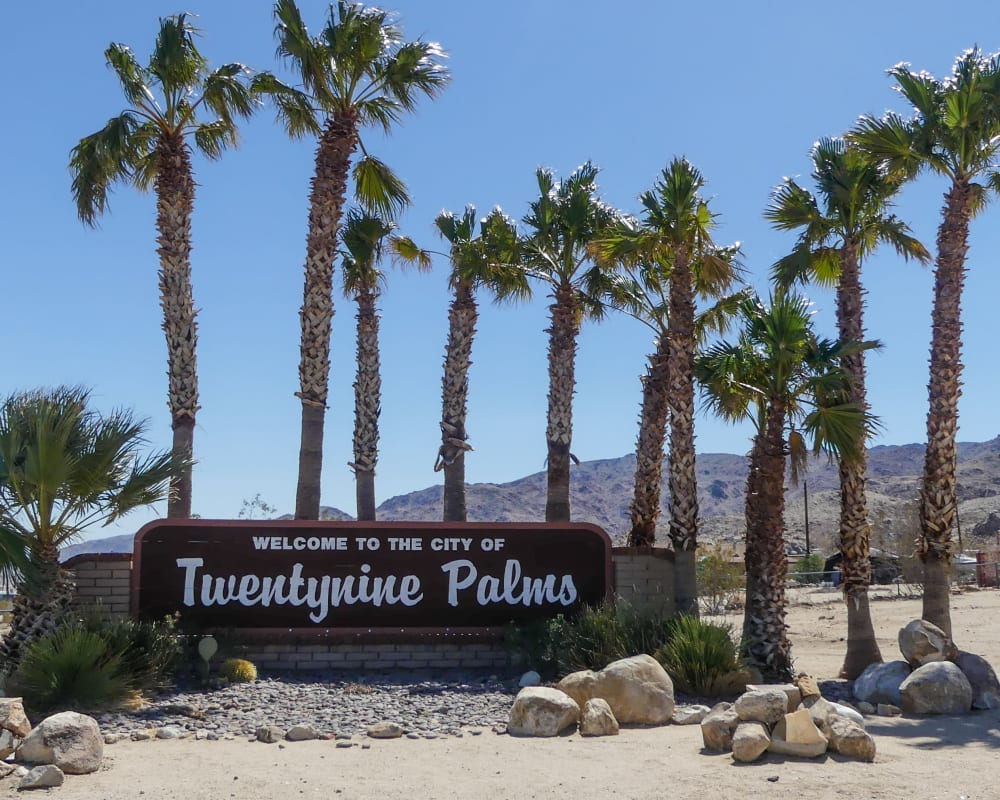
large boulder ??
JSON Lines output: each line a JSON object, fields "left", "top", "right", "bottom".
{"left": 18, "top": 764, "right": 64, "bottom": 790}
{"left": 953, "top": 651, "right": 1000, "bottom": 710}
{"left": 17, "top": 712, "right": 103, "bottom": 775}
{"left": 700, "top": 702, "right": 739, "bottom": 752}
{"left": 854, "top": 660, "right": 911, "bottom": 706}
{"left": 732, "top": 721, "right": 770, "bottom": 763}
{"left": 579, "top": 699, "right": 619, "bottom": 737}
{"left": 735, "top": 687, "right": 789, "bottom": 726}
{"left": 557, "top": 654, "right": 674, "bottom": 725}
{"left": 898, "top": 619, "right": 958, "bottom": 667}
{"left": 507, "top": 687, "right": 579, "bottom": 737}
{"left": 768, "top": 709, "right": 828, "bottom": 758}
{"left": 827, "top": 715, "right": 876, "bottom": 762}
{"left": 899, "top": 662, "right": 973, "bottom": 714}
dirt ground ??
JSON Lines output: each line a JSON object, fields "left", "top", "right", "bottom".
{"left": 12, "top": 589, "right": 1000, "bottom": 800}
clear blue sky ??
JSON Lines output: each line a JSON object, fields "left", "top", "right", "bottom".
{"left": 4, "top": 1, "right": 1000, "bottom": 540}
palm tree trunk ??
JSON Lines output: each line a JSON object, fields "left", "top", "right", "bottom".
{"left": 628, "top": 340, "right": 669, "bottom": 546}
{"left": 668, "top": 248, "right": 700, "bottom": 615}
{"left": 155, "top": 134, "right": 198, "bottom": 519}
{"left": 295, "top": 113, "right": 360, "bottom": 520}
{"left": 0, "top": 543, "right": 73, "bottom": 679}
{"left": 743, "top": 401, "right": 794, "bottom": 682}
{"left": 545, "top": 282, "right": 580, "bottom": 522}
{"left": 438, "top": 281, "right": 478, "bottom": 522}
{"left": 920, "top": 181, "right": 972, "bottom": 636}
{"left": 836, "top": 241, "right": 882, "bottom": 678}
{"left": 352, "top": 287, "right": 380, "bottom": 522}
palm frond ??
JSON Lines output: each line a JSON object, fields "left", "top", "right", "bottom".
{"left": 352, "top": 155, "right": 409, "bottom": 219}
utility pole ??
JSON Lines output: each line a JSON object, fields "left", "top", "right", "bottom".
{"left": 803, "top": 479, "right": 811, "bottom": 554}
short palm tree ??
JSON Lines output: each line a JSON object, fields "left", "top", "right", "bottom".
{"left": 339, "top": 210, "right": 430, "bottom": 520}
{"left": 518, "top": 162, "right": 622, "bottom": 522}
{"left": 696, "top": 293, "right": 872, "bottom": 681}
{"left": 594, "top": 159, "right": 742, "bottom": 614}
{"left": 851, "top": 48, "right": 1000, "bottom": 635}
{"left": 70, "top": 14, "right": 257, "bottom": 518}
{"left": 434, "top": 207, "right": 529, "bottom": 521}
{"left": 766, "top": 137, "right": 930, "bottom": 678}
{"left": 258, "top": 0, "right": 449, "bottom": 520}
{"left": 0, "top": 387, "right": 175, "bottom": 678}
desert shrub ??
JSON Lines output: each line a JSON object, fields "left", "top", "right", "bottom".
{"left": 10, "top": 626, "right": 129, "bottom": 712}
{"left": 697, "top": 545, "right": 745, "bottom": 614}
{"left": 505, "top": 601, "right": 674, "bottom": 678}
{"left": 219, "top": 658, "right": 258, "bottom": 683}
{"left": 790, "top": 551, "right": 826, "bottom": 585}
{"left": 654, "top": 615, "right": 743, "bottom": 695}
{"left": 79, "top": 611, "right": 182, "bottom": 691}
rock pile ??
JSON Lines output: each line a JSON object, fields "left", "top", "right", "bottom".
{"left": 0, "top": 699, "right": 104, "bottom": 791}
{"left": 854, "top": 619, "right": 1000, "bottom": 715}
{"left": 700, "top": 677, "right": 876, "bottom": 763}
{"left": 507, "top": 654, "right": 674, "bottom": 737}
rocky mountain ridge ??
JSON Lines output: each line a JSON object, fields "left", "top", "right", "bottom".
{"left": 63, "top": 436, "right": 1000, "bottom": 560}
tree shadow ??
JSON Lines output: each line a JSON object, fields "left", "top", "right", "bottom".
{"left": 865, "top": 710, "right": 1000, "bottom": 750}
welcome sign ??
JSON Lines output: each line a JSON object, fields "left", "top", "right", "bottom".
{"left": 132, "top": 520, "right": 612, "bottom": 629}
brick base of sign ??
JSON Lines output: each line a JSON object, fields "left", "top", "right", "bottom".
{"left": 65, "top": 546, "right": 676, "bottom": 672}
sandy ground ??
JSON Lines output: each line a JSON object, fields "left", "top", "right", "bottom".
{"left": 11, "top": 589, "right": 1000, "bottom": 800}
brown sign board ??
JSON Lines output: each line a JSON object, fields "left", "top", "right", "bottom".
{"left": 132, "top": 520, "right": 612, "bottom": 630}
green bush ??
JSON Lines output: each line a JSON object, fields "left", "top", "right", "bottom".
{"left": 8, "top": 612, "right": 181, "bottom": 712}
{"left": 505, "top": 601, "right": 674, "bottom": 678}
{"left": 9, "top": 626, "right": 129, "bottom": 712}
{"left": 790, "top": 552, "right": 826, "bottom": 585}
{"left": 696, "top": 545, "right": 745, "bottom": 614}
{"left": 654, "top": 615, "right": 743, "bottom": 695}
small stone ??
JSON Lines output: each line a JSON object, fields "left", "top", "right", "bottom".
{"left": 361, "top": 743, "right": 371, "bottom": 749}
{"left": 736, "top": 688, "right": 789, "bottom": 726}
{"left": 366, "top": 722, "right": 404, "bottom": 740}
{"left": 579, "top": 699, "right": 619, "bottom": 737}
{"left": 876, "top": 703, "right": 901, "bottom": 716}
{"left": 103, "top": 733, "right": 121, "bottom": 745}
{"left": 747, "top": 683, "right": 801, "bottom": 713}
{"left": 0, "top": 762, "right": 16, "bottom": 778}
{"left": 18, "top": 765, "right": 64, "bottom": 790}
{"left": 0, "top": 698, "right": 32, "bottom": 738}
{"left": 732, "top": 721, "right": 770, "bottom": 763}
{"left": 336, "top": 740, "right": 353, "bottom": 748}
{"left": 856, "top": 701, "right": 875, "bottom": 715}
{"left": 195, "top": 730, "right": 210, "bottom": 740}
{"left": 406, "top": 732, "right": 421, "bottom": 740}
{"left": 767, "top": 775, "right": 779, "bottom": 783}
{"left": 286, "top": 725, "right": 321, "bottom": 742}
{"left": 671, "top": 705, "right": 711, "bottom": 725}
{"left": 796, "top": 674, "right": 821, "bottom": 699}
{"left": 334, "top": 733, "right": 352, "bottom": 741}
{"left": 827, "top": 716, "right": 876, "bottom": 762}
{"left": 131, "top": 730, "right": 155, "bottom": 742}
{"left": 13, "top": 766, "right": 28, "bottom": 778}
{"left": 829, "top": 702, "right": 865, "bottom": 727}
{"left": 156, "top": 726, "right": 182, "bottom": 740}
{"left": 507, "top": 687, "right": 580, "bottom": 738}
{"left": 701, "top": 703, "right": 739, "bottom": 753}
{"left": 899, "top": 619, "right": 957, "bottom": 667}
{"left": 256, "top": 726, "right": 286, "bottom": 744}
{"left": 518, "top": 671, "right": 542, "bottom": 688}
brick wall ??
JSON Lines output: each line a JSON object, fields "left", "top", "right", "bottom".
{"left": 67, "top": 547, "right": 676, "bottom": 671}
{"left": 611, "top": 546, "right": 675, "bottom": 617}
{"left": 65, "top": 553, "right": 132, "bottom": 619}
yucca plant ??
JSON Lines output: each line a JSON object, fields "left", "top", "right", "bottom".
{"left": 655, "top": 615, "right": 743, "bottom": 696}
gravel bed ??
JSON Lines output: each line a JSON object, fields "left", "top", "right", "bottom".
{"left": 96, "top": 671, "right": 518, "bottom": 740}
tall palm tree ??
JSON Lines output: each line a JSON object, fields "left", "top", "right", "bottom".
{"left": 518, "top": 162, "right": 622, "bottom": 522}
{"left": 434, "top": 207, "right": 529, "bottom": 521}
{"left": 696, "top": 293, "right": 871, "bottom": 681}
{"left": 851, "top": 49, "right": 1000, "bottom": 635}
{"left": 70, "top": 14, "right": 257, "bottom": 518}
{"left": 593, "top": 159, "right": 742, "bottom": 614}
{"left": 0, "top": 387, "right": 175, "bottom": 678}
{"left": 339, "top": 210, "right": 430, "bottom": 520}
{"left": 259, "top": 0, "right": 449, "bottom": 520}
{"left": 766, "top": 137, "right": 930, "bottom": 678}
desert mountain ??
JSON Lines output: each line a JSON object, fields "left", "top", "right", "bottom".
{"left": 63, "top": 436, "right": 1000, "bottom": 560}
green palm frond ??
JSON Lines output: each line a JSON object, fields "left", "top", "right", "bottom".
{"left": 352, "top": 155, "right": 410, "bottom": 219}
{"left": 251, "top": 73, "right": 320, "bottom": 138}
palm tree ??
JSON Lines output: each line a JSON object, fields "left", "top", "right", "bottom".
{"left": 70, "top": 14, "right": 257, "bottom": 518}
{"left": 766, "top": 137, "right": 930, "bottom": 678}
{"left": 593, "top": 159, "right": 742, "bottom": 614}
{"left": 851, "top": 49, "right": 1000, "bottom": 635}
{"left": 518, "top": 162, "right": 622, "bottom": 522}
{"left": 434, "top": 207, "right": 529, "bottom": 521}
{"left": 258, "top": 0, "right": 448, "bottom": 520}
{"left": 339, "top": 210, "right": 430, "bottom": 520}
{"left": 0, "top": 387, "right": 175, "bottom": 678}
{"left": 696, "top": 293, "right": 871, "bottom": 681}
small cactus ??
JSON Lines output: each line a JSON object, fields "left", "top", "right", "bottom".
{"left": 219, "top": 658, "right": 258, "bottom": 683}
